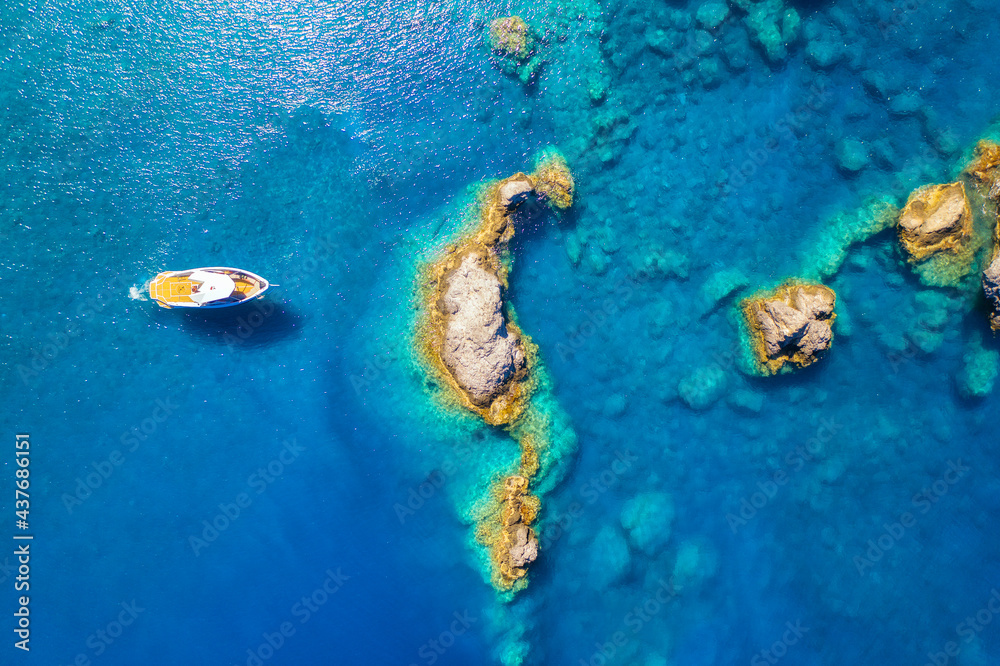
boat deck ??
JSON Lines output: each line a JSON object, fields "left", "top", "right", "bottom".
{"left": 150, "top": 272, "right": 263, "bottom": 307}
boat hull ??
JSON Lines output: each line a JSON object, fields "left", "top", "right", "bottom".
{"left": 148, "top": 267, "right": 271, "bottom": 309}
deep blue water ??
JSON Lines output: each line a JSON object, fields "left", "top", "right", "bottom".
{"left": 2, "top": 0, "right": 1000, "bottom": 664}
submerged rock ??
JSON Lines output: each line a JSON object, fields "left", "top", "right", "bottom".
{"left": 897, "top": 181, "right": 972, "bottom": 262}
{"left": 984, "top": 247, "right": 1000, "bottom": 331}
{"left": 678, "top": 365, "right": 727, "bottom": 410}
{"left": 836, "top": 138, "right": 870, "bottom": 173}
{"left": 531, "top": 151, "right": 575, "bottom": 210}
{"left": 958, "top": 331, "right": 999, "bottom": 398}
{"left": 741, "top": 282, "right": 837, "bottom": 375}
{"left": 621, "top": 491, "right": 675, "bottom": 556}
{"left": 588, "top": 525, "right": 631, "bottom": 589}
{"left": 488, "top": 16, "right": 532, "bottom": 61}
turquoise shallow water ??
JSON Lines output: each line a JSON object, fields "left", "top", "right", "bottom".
{"left": 2, "top": 0, "right": 1000, "bottom": 664}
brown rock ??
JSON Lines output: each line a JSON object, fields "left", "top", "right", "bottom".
{"left": 507, "top": 524, "right": 538, "bottom": 568}
{"left": 965, "top": 140, "right": 1000, "bottom": 201}
{"left": 742, "top": 283, "right": 837, "bottom": 375}
{"left": 438, "top": 252, "right": 526, "bottom": 407}
{"left": 984, "top": 246, "right": 1000, "bottom": 331}
{"left": 497, "top": 178, "right": 534, "bottom": 209}
{"left": 898, "top": 181, "right": 972, "bottom": 262}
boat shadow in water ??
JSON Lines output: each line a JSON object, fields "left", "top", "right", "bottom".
{"left": 165, "top": 300, "right": 303, "bottom": 349}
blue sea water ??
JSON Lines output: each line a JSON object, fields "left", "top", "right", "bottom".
{"left": 2, "top": 0, "right": 1000, "bottom": 664}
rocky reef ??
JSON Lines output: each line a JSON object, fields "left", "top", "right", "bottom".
{"left": 420, "top": 172, "right": 538, "bottom": 426}
{"left": 417, "top": 155, "right": 575, "bottom": 594}
{"left": 741, "top": 282, "right": 837, "bottom": 375}
{"left": 477, "top": 475, "right": 541, "bottom": 589}
{"left": 966, "top": 140, "right": 1000, "bottom": 201}
{"left": 487, "top": 16, "right": 544, "bottom": 84}
{"left": 488, "top": 16, "right": 532, "bottom": 60}
{"left": 897, "top": 182, "right": 974, "bottom": 284}
{"left": 531, "top": 150, "right": 575, "bottom": 211}
{"left": 985, "top": 244, "right": 1000, "bottom": 332}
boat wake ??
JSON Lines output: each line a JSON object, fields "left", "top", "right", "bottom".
{"left": 129, "top": 284, "right": 149, "bottom": 301}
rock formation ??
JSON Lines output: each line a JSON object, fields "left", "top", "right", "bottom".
{"left": 486, "top": 16, "right": 544, "bottom": 85}
{"left": 421, "top": 161, "right": 571, "bottom": 426}
{"left": 741, "top": 282, "right": 837, "bottom": 375}
{"left": 898, "top": 181, "right": 973, "bottom": 262}
{"left": 965, "top": 140, "right": 1000, "bottom": 201}
{"left": 489, "top": 475, "right": 540, "bottom": 588}
{"left": 438, "top": 252, "right": 527, "bottom": 407}
{"left": 531, "top": 151, "right": 575, "bottom": 211}
{"left": 488, "top": 16, "right": 532, "bottom": 61}
{"left": 418, "top": 156, "right": 575, "bottom": 594}
{"left": 421, "top": 173, "right": 537, "bottom": 426}
{"left": 985, "top": 246, "right": 1000, "bottom": 331}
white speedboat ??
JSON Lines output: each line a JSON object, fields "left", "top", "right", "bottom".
{"left": 148, "top": 267, "right": 271, "bottom": 309}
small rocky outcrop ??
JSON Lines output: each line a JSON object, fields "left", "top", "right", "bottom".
{"left": 493, "top": 475, "right": 540, "bottom": 587}
{"left": 488, "top": 16, "right": 532, "bottom": 61}
{"left": 531, "top": 152, "right": 574, "bottom": 210}
{"left": 966, "top": 140, "right": 1000, "bottom": 201}
{"left": 486, "top": 16, "right": 543, "bottom": 85}
{"left": 742, "top": 282, "right": 837, "bottom": 375}
{"left": 898, "top": 181, "right": 972, "bottom": 262}
{"left": 985, "top": 247, "right": 1000, "bottom": 331}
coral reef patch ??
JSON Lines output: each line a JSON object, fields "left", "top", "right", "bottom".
{"left": 487, "top": 16, "right": 544, "bottom": 85}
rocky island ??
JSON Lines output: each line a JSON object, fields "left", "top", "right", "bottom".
{"left": 896, "top": 181, "right": 975, "bottom": 287}
{"left": 741, "top": 282, "right": 837, "bottom": 375}
{"left": 417, "top": 154, "right": 574, "bottom": 592}
{"left": 420, "top": 172, "right": 539, "bottom": 426}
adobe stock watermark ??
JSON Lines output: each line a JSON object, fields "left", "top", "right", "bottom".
{"left": 719, "top": 82, "right": 833, "bottom": 198}
{"left": 281, "top": 235, "right": 341, "bottom": 289}
{"left": 237, "top": 567, "right": 350, "bottom": 666}
{"left": 853, "top": 459, "right": 970, "bottom": 576}
{"left": 16, "top": 274, "right": 132, "bottom": 386}
{"left": 554, "top": 272, "right": 654, "bottom": 362}
{"left": 726, "top": 417, "right": 843, "bottom": 533}
{"left": 749, "top": 620, "right": 809, "bottom": 665}
{"left": 578, "top": 576, "right": 678, "bottom": 666}
{"left": 408, "top": 610, "right": 477, "bottom": 666}
{"left": 62, "top": 396, "right": 181, "bottom": 514}
{"left": 393, "top": 441, "right": 474, "bottom": 524}
{"left": 189, "top": 438, "right": 305, "bottom": 556}
{"left": 923, "top": 588, "right": 1000, "bottom": 666}
{"left": 59, "top": 600, "right": 145, "bottom": 666}
{"left": 537, "top": 449, "right": 637, "bottom": 552}
{"left": 876, "top": 0, "right": 933, "bottom": 39}
{"left": 222, "top": 300, "right": 278, "bottom": 349}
